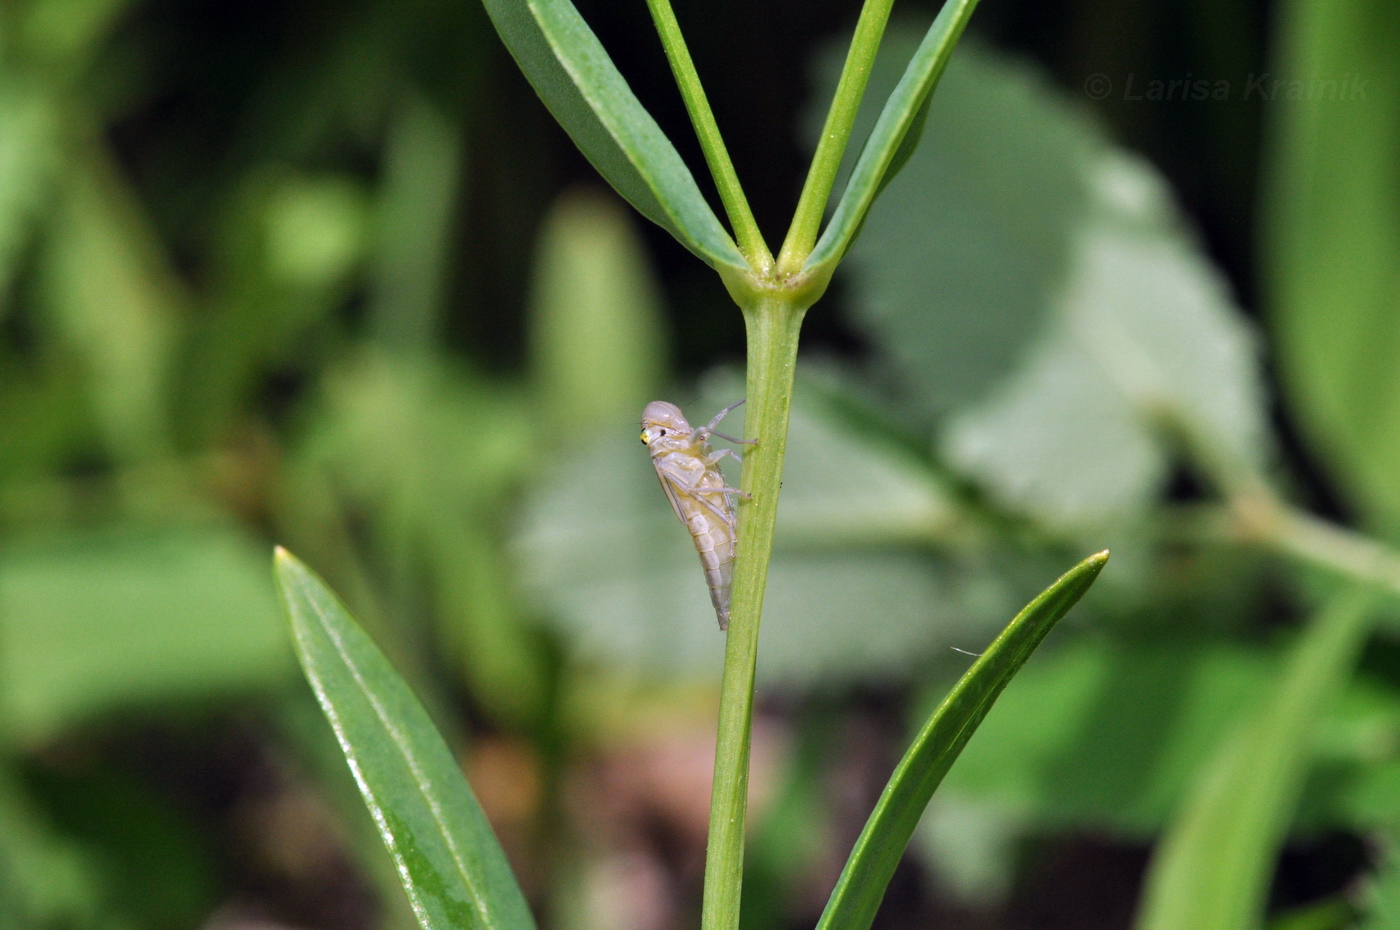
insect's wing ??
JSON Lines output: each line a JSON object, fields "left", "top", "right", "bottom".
{"left": 652, "top": 461, "right": 692, "bottom": 527}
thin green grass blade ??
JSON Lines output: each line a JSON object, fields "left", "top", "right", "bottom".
{"left": 274, "top": 549, "right": 535, "bottom": 930}
{"left": 1263, "top": 0, "right": 1400, "bottom": 529}
{"left": 481, "top": 0, "right": 747, "bottom": 273}
{"left": 816, "top": 550, "right": 1108, "bottom": 930}
{"left": 1134, "top": 590, "right": 1373, "bottom": 930}
{"left": 806, "top": 0, "right": 981, "bottom": 274}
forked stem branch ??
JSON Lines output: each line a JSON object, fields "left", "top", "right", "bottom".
{"left": 645, "top": 0, "right": 772, "bottom": 270}
{"left": 778, "top": 0, "right": 896, "bottom": 274}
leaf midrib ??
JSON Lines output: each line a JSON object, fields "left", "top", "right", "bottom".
{"left": 302, "top": 583, "right": 498, "bottom": 930}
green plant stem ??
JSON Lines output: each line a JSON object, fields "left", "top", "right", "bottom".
{"left": 1176, "top": 404, "right": 1400, "bottom": 603}
{"left": 1228, "top": 487, "right": 1400, "bottom": 601}
{"left": 700, "top": 295, "right": 807, "bottom": 930}
{"left": 777, "top": 0, "right": 895, "bottom": 275}
{"left": 644, "top": 0, "right": 771, "bottom": 271}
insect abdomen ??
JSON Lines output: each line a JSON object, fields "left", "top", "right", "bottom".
{"left": 685, "top": 509, "right": 736, "bottom": 630}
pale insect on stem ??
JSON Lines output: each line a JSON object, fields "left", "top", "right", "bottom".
{"left": 640, "top": 399, "right": 751, "bottom": 630}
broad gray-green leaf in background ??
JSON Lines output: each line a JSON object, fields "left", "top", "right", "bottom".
{"left": 822, "top": 32, "right": 1270, "bottom": 529}
{"left": 813, "top": 33, "right": 1093, "bottom": 420}
{"left": 944, "top": 153, "right": 1269, "bottom": 527}
{"left": 754, "top": 368, "right": 963, "bottom": 549}
{"left": 511, "top": 374, "right": 1019, "bottom": 687}
{"left": 276, "top": 550, "right": 536, "bottom": 930}
{"left": 0, "top": 526, "right": 291, "bottom": 745}
{"left": 945, "top": 324, "right": 1165, "bottom": 527}
{"left": 480, "top": 0, "right": 746, "bottom": 273}
{"left": 1263, "top": 0, "right": 1400, "bottom": 532}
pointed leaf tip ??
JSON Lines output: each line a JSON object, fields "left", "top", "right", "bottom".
{"left": 1075, "top": 551, "right": 1110, "bottom": 582}
{"left": 274, "top": 549, "right": 536, "bottom": 930}
{"left": 814, "top": 550, "right": 1105, "bottom": 930}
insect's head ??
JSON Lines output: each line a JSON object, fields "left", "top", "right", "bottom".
{"left": 640, "top": 400, "right": 691, "bottom": 447}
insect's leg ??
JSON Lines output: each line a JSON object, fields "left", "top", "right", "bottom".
{"left": 702, "top": 469, "right": 752, "bottom": 501}
{"left": 657, "top": 465, "right": 742, "bottom": 524}
{"left": 694, "top": 489, "right": 739, "bottom": 526}
{"left": 705, "top": 451, "right": 752, "bottom": 504}
{"left": 709, "top": 430, "right": 757, "bottom": 446}
{"left": 708, "top": 482, "right": 748, "bottom": 496}
{"left": 658, "top": 461, "right": 746, "bottom": 499}
{"left": 694, "top": 399, "right": 747, "bottom": 444}
{"left": 711, "top": 480, "right": 753, "bottom": 503}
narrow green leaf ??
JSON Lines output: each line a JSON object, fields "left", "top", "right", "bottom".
{"left": 42, "top": 149, "right": 184, "bottom": 462}
{"left": 874, "top": 91, "right": 932, "bottom": 200}
{"left": 1270, "top": 898, "right": 1359, "bottom": 930}
{"left": 0, "top": 87, "right": 61, "bottom": 317}
{"left": 368, "top": 96, "right": 464, "bottom": 352}
{"left": 1360, "top": 836, "right": 1400, "bottom": 930}
{"left": 481, "top": 0, "right": 747, "bottom": 273}
{"left": 528, "top": 188, "right": 666, "bottom": 427}
{"left": 821, "top": 35, "right": 1270, "bottom": 527}
{"left": 0, "top": 769, "right": 102, "bottom": 928}
{"left": 274, "top": 549, "right": 535, "bottom": 930}
{"left": 816, "top": 550, "right": 1108, "bottom": 930}
{"left": 1264, "top": 0, "right": 1400, "bottom": 530}
{"left": 1134, "top": 591, "right": 1373, "bottom": 930}
{"left": 812, "top": 36, "right": 1092, "bottom": 423}
{"left": 806, "top": 0, "right": 982, "bottom": 273}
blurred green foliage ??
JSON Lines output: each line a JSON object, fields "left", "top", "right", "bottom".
{"left": 1266, "top": 0, "right": 1400, "bottom": 533}
{"left": 1, "top": 0, "right": 1399, "bottom": 928}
